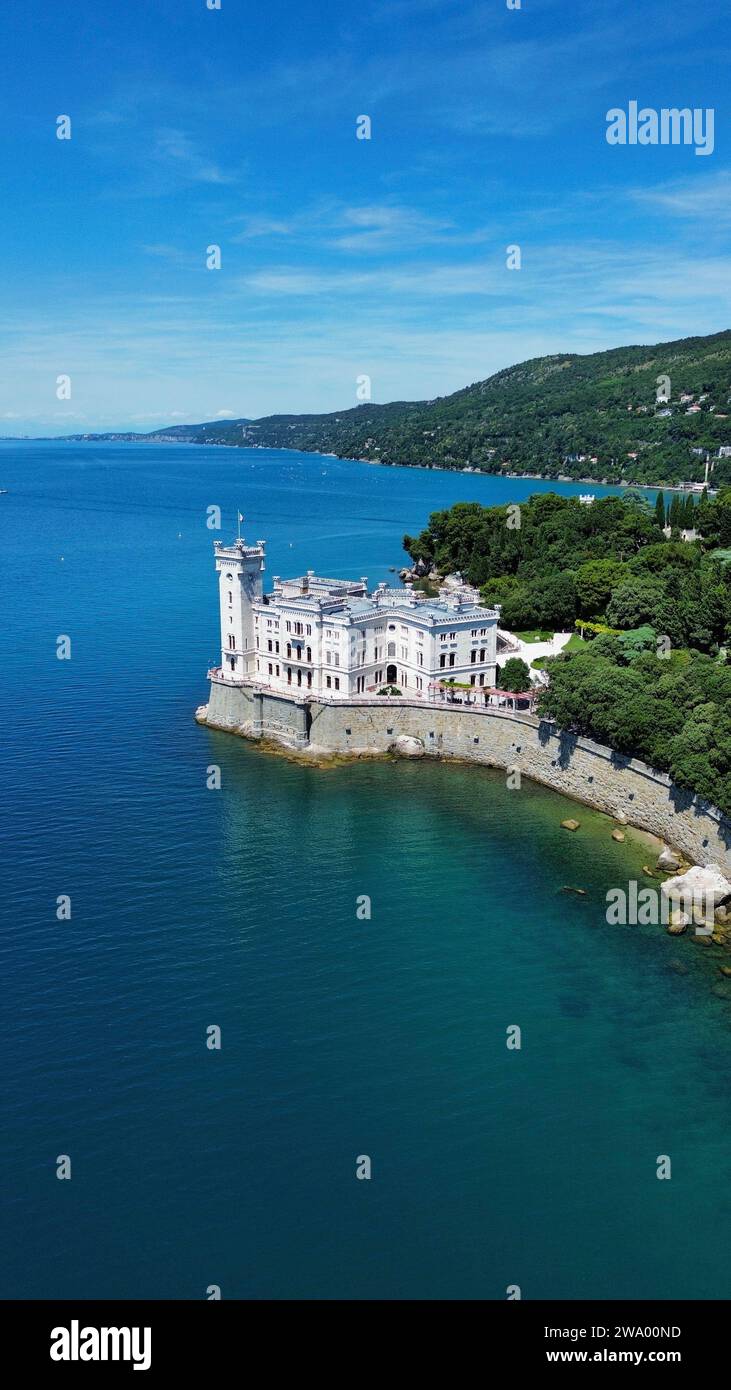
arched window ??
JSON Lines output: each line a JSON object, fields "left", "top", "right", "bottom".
{"left": 387, "top": 641, "right": 396, "bottom": 658}
{"left": 306, "top": 646, "right": 312, "bottom": 662}
{"left": 286, "top": 643, "right": 292, "bottom": 658}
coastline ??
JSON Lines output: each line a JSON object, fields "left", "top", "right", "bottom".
{"left": 195, "top": 683, "right": 731, "bottom": 874}
{"left": 20, "top": 435, "right": 709, "bottom": 493}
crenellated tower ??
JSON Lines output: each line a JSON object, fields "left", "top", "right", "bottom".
{"left": 214, "top": 536, "right": 266, "bottom": 677}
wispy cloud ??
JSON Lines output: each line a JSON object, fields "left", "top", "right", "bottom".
{"left": 152, "top": 128, "right": 237, "bottom": 185}
{"left": 629, "top": 170, "right": 731, "bottom": 223}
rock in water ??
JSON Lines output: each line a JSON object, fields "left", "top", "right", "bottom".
{"left": 666, "top": 912, "right": 688, "bottom": 935}
{"left": 662, "top": 864, "right": 731, "bottom": 911}
{"left": 561, "top": 819, "right": 580, "bottom": 832}
{"left": 657, "top": 846, "right": 683, "bottom": 872}
{"left": 390, "top": 735, "right": 425, "bottom": 758}
{"left": 612, "top": 829, "right": 626, "bottom": 842}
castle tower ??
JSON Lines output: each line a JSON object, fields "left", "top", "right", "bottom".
{"left": 214, "top": 536, "right": 265, "bottom": 676}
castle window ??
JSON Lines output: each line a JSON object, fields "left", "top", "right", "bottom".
{"left": 268, "top": 663, "right": 273, "bottom": 675}
{"left": 440, "top": 654, "right": 446, "bottom": 668}
{"left": 306, "top": 647, "right": 312, "bottom": 662}
{"left": 471, "top": 650, "right": 476, "bottom": 663}
{"left": 228, "top": 591, "right": 233, "bottom": 605}
{"left": 287, "top": 668, "right": 292, "bottom": 684}
{"left": 286, "top": 643, "right": 292, "bottom": 658}
{"left": 326, "top": 675, "right": 332, "bottom": 688}
{"left": 307, "top": 672, "right": 312, "bottom": 687}
{"left": 334, "top": 677, "right": 340, "bottom": 690}
{"left": 449, "top": 653, "right": 455, "bottom": 667}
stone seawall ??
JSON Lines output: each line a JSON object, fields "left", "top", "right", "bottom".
{"left": 199, "top": 679, "right": 731, "bottom": 872}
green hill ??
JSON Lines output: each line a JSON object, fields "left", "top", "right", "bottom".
{"left": 91, "top": 329, "right": 731, "bottom": 486}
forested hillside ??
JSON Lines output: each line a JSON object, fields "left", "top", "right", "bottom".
{"left": 135, "top": 329, "right": 731, "bottom": 486}
{"left": 404, "top": 490, "right": 731, "bottom": 814}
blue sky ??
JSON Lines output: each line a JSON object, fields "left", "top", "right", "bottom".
{"left": 0, "top": 0, "right": 729, "bottom": 434}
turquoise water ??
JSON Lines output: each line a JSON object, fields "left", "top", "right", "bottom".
{"left": 1, "top": 441, "right": 730, "bottom": 1300}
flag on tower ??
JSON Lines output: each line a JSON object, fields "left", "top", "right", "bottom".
{"left": 238, "top": 512, "right": 244, "bottom": 523}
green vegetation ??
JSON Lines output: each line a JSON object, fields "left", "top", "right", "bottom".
{"left": 377, "top": 685, "right": 402, "bottom": 697}
{"left": 404, "top": 489, "right": 731, "bottom": 814}
{"left": 498, "top": 657, "right": 532, "bottom": 692}
{"left": 146, "top": 330, "right": 731, "bottom": 487}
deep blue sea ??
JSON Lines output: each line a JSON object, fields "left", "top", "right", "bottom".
{"left": 2, "top": 441, "right": 730, "bottom": 1300}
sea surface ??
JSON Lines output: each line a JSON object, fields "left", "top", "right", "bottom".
{"left": 1, "top": 441, "right": 730, "bottom": 1300}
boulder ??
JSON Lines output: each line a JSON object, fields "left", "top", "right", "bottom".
{"left": 667, "top": 910, "right": 689, "bottom": 935}
{"left": 662, "top": 864, "right": 731, "bottom": 912}
{"left": 561, "top": 818, "right": 580, "bottom": 832}
{"left": 390, "top": 735, "right": 425, "bottom": 758}
{"left": 656, "top": 846, "right": 683, "bottom": 872}
{"left": 611, "top": 829, "right": 626, "bottom": 842}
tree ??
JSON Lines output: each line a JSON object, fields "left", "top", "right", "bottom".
{"left": 498, "top": 657, "right": 533, "bottom": 692}
{"left": 605, "top": 577, "right": 666, "bottom": 630}
{"left": 654, "top": 490, "right": 666, "bottom": 530}
{"left": 575, "top": 559, "right": 627, "bottom": 618}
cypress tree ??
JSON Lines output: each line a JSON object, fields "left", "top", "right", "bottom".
{"left": 654, "top": 490, "right": 665, "bottom": 529}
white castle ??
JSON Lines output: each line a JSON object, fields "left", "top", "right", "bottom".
{"left": 213, "top": 535, "right": 499, "bottom": 700}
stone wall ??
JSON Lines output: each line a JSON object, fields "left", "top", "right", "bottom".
{"left": 200, "top": 678, "right": 310, "bottom": 745}
{"left": 199, "top": 679, "right": 731, "bottom": 871}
